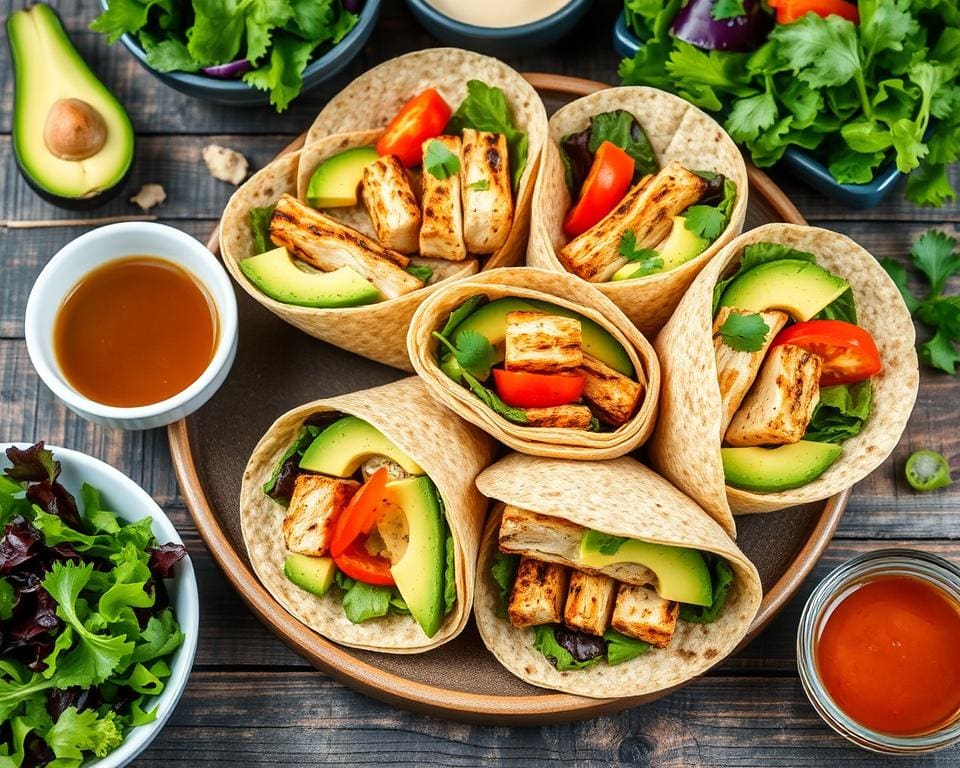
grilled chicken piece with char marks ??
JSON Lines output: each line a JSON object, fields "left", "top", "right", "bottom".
{"left": 507, "top": 557, "right": 569, "bottom": 628}
{"left": 361, "top": 154, "right": 421, "bottom": 253}
{"left": 419, "top": 135, "right": 467, "bottom": 261}
{"left": 504, "top": 311, "right": 582, "bottom": 375}
{"left": 522, "top": 404, "right": 594, "bottom": 429}
{"left": 270, "top": 194, "right": 423, "bottom": 299}
{"left": 282, "top": 474, "right": 358, "bottom": 557}
{"left": 580, "top": 353, "right": 642, "bottom": 427}
{"left": 611, "top": 583, "right": 679, "bottom": 648}
{"left": 460, "top": 129, "right": 512, "bottom": 254}
{"left": 725, "top": 344, "right": 822, "bottom": 446}
{"left": 564, "top": 570, "right": 617, "bottom": 636}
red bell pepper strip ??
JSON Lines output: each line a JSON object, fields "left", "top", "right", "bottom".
{"left": 376, "top": 89, "right": 452, "bottom": 167}
{"left": 330, "top": 467, "right": 388, "bottom": 558}
{"left": 563, "top": 141, "right": 635, "bottom": 238}
{"left": 492, "top": 369, "right": 587, "bottom": 408}
{"left": 332, "top": 538, "right": 396, "bottom": 586}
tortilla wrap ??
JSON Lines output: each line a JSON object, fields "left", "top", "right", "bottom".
{"left": 304, "top": 47, "right": 549, "bottom": 270}
{"left": 473, "top": 453, "right": 762, "bottom": 698}
{"left": 527, "top": 86, "right": 749, "bottom": 337}
{"left": 220, "top": 145, "right": 478, "bottom": 370}
{"left": 650, "top": 223, "right": 919, "bottom": 537}
{"left": 407, "top": 267, "right": 660, "bottom": 459}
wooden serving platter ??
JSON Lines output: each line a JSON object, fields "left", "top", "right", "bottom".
{"left": 168, "top": 74, "right": 849, "bottom": 724}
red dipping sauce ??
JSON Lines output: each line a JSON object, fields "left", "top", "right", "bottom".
{"left": 815, "top": 575, "right": 960, "bottom": 736}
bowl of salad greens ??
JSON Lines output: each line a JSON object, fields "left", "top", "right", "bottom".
{"left": 0, "top": 442, "right": 198, "bottom": 768}
{"left": 92, "top": 0, "right": 381, "bottom": 111}
{"left": 616, "top": 0, "right": 960, "bottom": 209}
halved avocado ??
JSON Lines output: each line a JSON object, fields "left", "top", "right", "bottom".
{"left": 299, "top": 415, "right": 424, "bottom": 477}
{"left": 722, "top": 441, "right": 843, "bottom": 492}
{"left": 8, "top": 4, "right": 134, "bottom": 208}
{"left": 719, "top": 259, "right": 849, "bottom": 321}
{"left": 307, "top": 146, "right": 380, "bottom": 208}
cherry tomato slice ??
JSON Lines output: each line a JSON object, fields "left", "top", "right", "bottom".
{"left": 333, "top": 538, "right": 395, "bottom": 586}
{"left": 770, "top": 319, "right": 881, "bottom": 386}
{"left": 492, "top": 369, "right": 586, "bottom": 408}
{"left": 776, "top": 0, "right": 859, "bottom": 25}
{"left": 330, "top": 467, "right": 388, "bottom": 558}
{"left": 376, "top": 89, "right": 452, "bottom": 167}
{"left": 563, "top": 141, "right": 635, "bottom": 238}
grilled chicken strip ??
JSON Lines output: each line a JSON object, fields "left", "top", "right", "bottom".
{"left": 361, "top": 154, "right": 421, "bottom": 253}
{"left": 507, "top": 557, "right": 569, "bottom": 628}
{"left": 505, "top": 311, "right": 582, "bottom": 375}
{"left": 564, "top": 570, "right": 617, "bottom": 636}
{"left": 498, "top": 505, "right": 658, "bottom": 587}
{"left": 270, "top": 194, "right": 422, "bottom": 299}
{"left": 522, "top": 404, "right": 594, "bottom": 430}
{"left": 558, "top": 161, "right": 707, "bottom": 282}
{"left": 725, "top": 344, "right": 822, "bottom": 447}
{"left": 713, "top": 308, "right": 790, "bottom": 436}
{"left": 419, "top": 135, "right": 467, "bottom": 261}
{"left": 460, "top": 129, "right": 513, "bottom": 254}
{"left": 580, "top": 353, "right": 642, "bottom": 427}
{"left": 282, "top": 474, "right": 358, "bottom": 557}
{"left": 611, "top": 583, "right": 679, "bottom": 648}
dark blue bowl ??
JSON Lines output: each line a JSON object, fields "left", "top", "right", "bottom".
{"left": 613, "top": 10, "right": 902, "bottom": 209}
{"left": 405, "top": 0, "right": 593, "bottom": 57}
{"left": 101, "top": 0, "right": 381, "bottom": 107}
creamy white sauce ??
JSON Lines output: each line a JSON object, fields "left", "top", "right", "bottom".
{"left": 425, "top": 0, "right": 572, "bottom": 28}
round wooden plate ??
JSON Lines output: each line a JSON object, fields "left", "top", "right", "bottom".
{"left": 169, "top": 74, "right": 849, "bottom": 724}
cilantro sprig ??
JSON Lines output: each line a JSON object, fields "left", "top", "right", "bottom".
{"left": 424, "top": 140, "right": 461, "bottom": 180}
{"left": 433, "top": 330, "right": 496, "bottom": 380}
{"left": 718, "top": 312, "right": 771, "bottom": 353}
{"left": 618, "top": 231, "right": 663, "bottom": 278}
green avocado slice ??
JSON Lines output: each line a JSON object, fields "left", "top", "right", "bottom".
{"left": 722, "top": 441, "right": 843, "bottom": 492}
{"left": 718, "top": 259, "right": 849, "bottom": 321}
{"left": 307, "top": 146, "right": 380, "bottom": 208}
{"left": 299, "top": 416, "right": 424, "bottom": 477}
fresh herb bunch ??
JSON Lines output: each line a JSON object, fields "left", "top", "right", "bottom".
{"left": 620, "top": 0, "right": 960, "bottom": 206}
{"left": 0, "top": 443, "right": 188, "bottom": 768}
{"left": 91, "top": 0, "right": 360, "bottom": 112}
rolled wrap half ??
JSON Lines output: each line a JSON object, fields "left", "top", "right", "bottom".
{"left": 527, "top": 87, "right": 749, "bottom": 337}
{"left": 473, "top": 453, "right": 762, "bottom": 698}
{"left": 407, "top": 267, "right": 660, "bottom": 459}
{"left": 240, "top": 377, "right": 496, "bottom": 653}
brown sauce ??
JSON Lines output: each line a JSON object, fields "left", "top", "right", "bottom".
{"left": 54, "top": 256, "right": 218, "bottom": 407}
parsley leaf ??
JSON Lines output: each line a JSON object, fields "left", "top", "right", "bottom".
{"left": 433, "top": 330, "right": 496, "bottom": 381}
{"left": 718, "top": 312, "right": 770, "bottom": 352}
{"left": 424, "top": 139, "right": 461, "bottom": 180}
{"left": 466, "top": 179, "right": 490, "bottom": 191}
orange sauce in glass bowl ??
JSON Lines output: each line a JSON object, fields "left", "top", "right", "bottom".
{"left": 53, "top": 256, "right": 218, "bottom": 407}
{"left": 816, "top": 575, "right": 960, "bottom": 736}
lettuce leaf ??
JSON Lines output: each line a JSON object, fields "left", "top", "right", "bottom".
{"left": 805, "top": 381, "right": 873, "bottom": 444}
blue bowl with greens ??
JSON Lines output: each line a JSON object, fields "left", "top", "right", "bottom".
{"left": 95, "top": 0, "right": 381, "bottom": 109}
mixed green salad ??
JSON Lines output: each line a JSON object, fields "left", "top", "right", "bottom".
{"left": 0, "top": 444, "right": 187, "bottom": 767}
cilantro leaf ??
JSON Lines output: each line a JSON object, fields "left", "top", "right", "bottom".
{"left": 771, "top": 14, "right": 863, "bottom": 89}
{"left": 911, "top": 229, "right": 960, "bottom": 297}
{"left": 880, "top": 257, "right": 923, "bottom": 313}
{"left": 617, "top": 231, "right": 662, "bottom": 277}
{"left": 490, "top": 552, "right": 519, "bottom": 618}
{"left": 718, "top": 312, "right": 770, "bottom": 352}
{"left": 433, "top": 330, "right": 496, "bottom": 380}
{"left": 462, "top": 372, "right": 528, "bottom": 424}
{"left": 424, "top": 139, "right": 461, "bottom": 180}
{"left": 466, "top": 179, "right": 490, "bottom": 191}
{"left": 921, "top": 330, "right": 960, "bottom": 373}
{"left": 712, "top": 0, "right": 747, "bottom": 20}
{"left": 725, "top": 89, "right": 778, "bottom": 143}
{"left": 684, "top": 205, "right": 727, "bottom": 240}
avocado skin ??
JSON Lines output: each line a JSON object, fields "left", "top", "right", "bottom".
{"left": 13, "top": 150, "right": 134, "bottom": 210}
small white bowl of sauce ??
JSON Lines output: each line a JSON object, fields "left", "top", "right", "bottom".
{"left": 25, "top": 222, "right": 238, "bottom": 430}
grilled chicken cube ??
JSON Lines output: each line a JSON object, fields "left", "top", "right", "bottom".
{"left": 270, "top": 194, "right": 422, "bottom": 299}
{"left": 361, "top": 155, "right": 421, "bottom": 253}
{"left": 505, "top": 311, "right": 582, "bottom": 374}
{"left": 522, "top": 404, "right": 594, "bottom": 430}
{"left": 611, "top": 583, "right": 679, "bottom": 649}
{"left": 725, "top": 344, "right": 822, "bottom": 447}
{"left": 419, "top": 136, "right": 467, "bottom": 261}
{"left": 282, "top": 474, "right": 359, "bottom": 557}
{"left": 460, "top": 129, "right": 513, "bottom": 254}
{"left": 360, "top": 456, "right": 410, "bottom": 483}
{"left": 558, "top": 161, "right": 707, "bottom": 282}
{"left": 507, "top": 557, "right": 570, "bottom": 628}
{"left": 580, "top": 353, "right": 642, "bottom": 427}
{"left": 713, "top": 308, "right": 790, "bottom": 436}
{"left": 564, "top": 570, "right": 617, "bottom": 636}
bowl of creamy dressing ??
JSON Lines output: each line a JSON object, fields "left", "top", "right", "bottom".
{"left": 405, "top": 0, "right": 593, "bottom": 55}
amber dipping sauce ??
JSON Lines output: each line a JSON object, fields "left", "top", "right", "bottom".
{"left": 54, "top": 257, "right": 218, "bottom": 407}
{"left": 816, "top": 575, "right": 960, "bottom": 736}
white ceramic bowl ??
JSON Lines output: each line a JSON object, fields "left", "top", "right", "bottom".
{"left": 0, "top": 443, "right": 199, "bottom": 768}
{"left": 25, "top": 222, "right": 238, "bottom": 430}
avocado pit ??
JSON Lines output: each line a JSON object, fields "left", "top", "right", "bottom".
{"left": 44, "top": 98, "right": 107, "bottom": 161}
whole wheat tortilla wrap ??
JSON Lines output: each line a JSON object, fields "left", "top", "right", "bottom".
{"left": 650, "top": 223, "right": 919, "bottom": 538}
{"left": 473, "top": 453, "right": 762, "bottom": 698}
{"left": 527, "top": 86, "right": 749, "bottom": 337}
{"left": 240, "top": 377, "right": 496, "bottom": 653}
{"left": 303, "top": 47, "right": 549, "bottom": 271}
{"left": 407, "top": 267, "right": 660, "bottom": 459}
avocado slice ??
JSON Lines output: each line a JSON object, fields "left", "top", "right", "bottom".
{"left": 239, "top": 247, "right": 381, "bottom": 308}
{"left": 307, "top": 146, "right": 380, "bottom": 208}
{"left": 722, "top": 441, "right": 843, "bottom": 492}
{"left": 284, "top": 554, "right": 336, "bottom": 597}
{"left": 611, "top": 216, "right": 708, "bottom": 281}
{"left": 299, "top": 416, "right": 424, "bottom": 477}
{"left": 578, "top": 531, "right": 713, "bottom": 606}
{"left": 719, "top": 259, "right": 849, "bottom": 321}
{"left": 8, "top": 5, "right": 134, "bottom": 208}
{"left": 387, "top": 476, "right": 446, "bottom": 638}
{"left": 442, "top": 297, "right": 635, "bottom": 377}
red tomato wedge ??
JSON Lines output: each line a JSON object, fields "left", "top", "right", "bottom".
{"left": 492, "top": 369, "right": 586, "bottom": 408}
{"left": 770, "top": 320, "right": 881, "bottom": 386}
{"left": 329, "top": 467, "right": 388, "bottom": 557}
{"left": 563, "top": 141, "right": 635, "bottom": 238}
{"left": 333, "top": 539, "right": 395, "bottom": 586}
{"left": 776, "top": 0, "right": 859, "bottom": 24}
{"left": 376, "top": 89, "right": 452, "bottom": 167}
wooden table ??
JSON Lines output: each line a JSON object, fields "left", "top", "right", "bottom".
{"left": 2, "top": 1, "right": 958, "bottom": 764}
